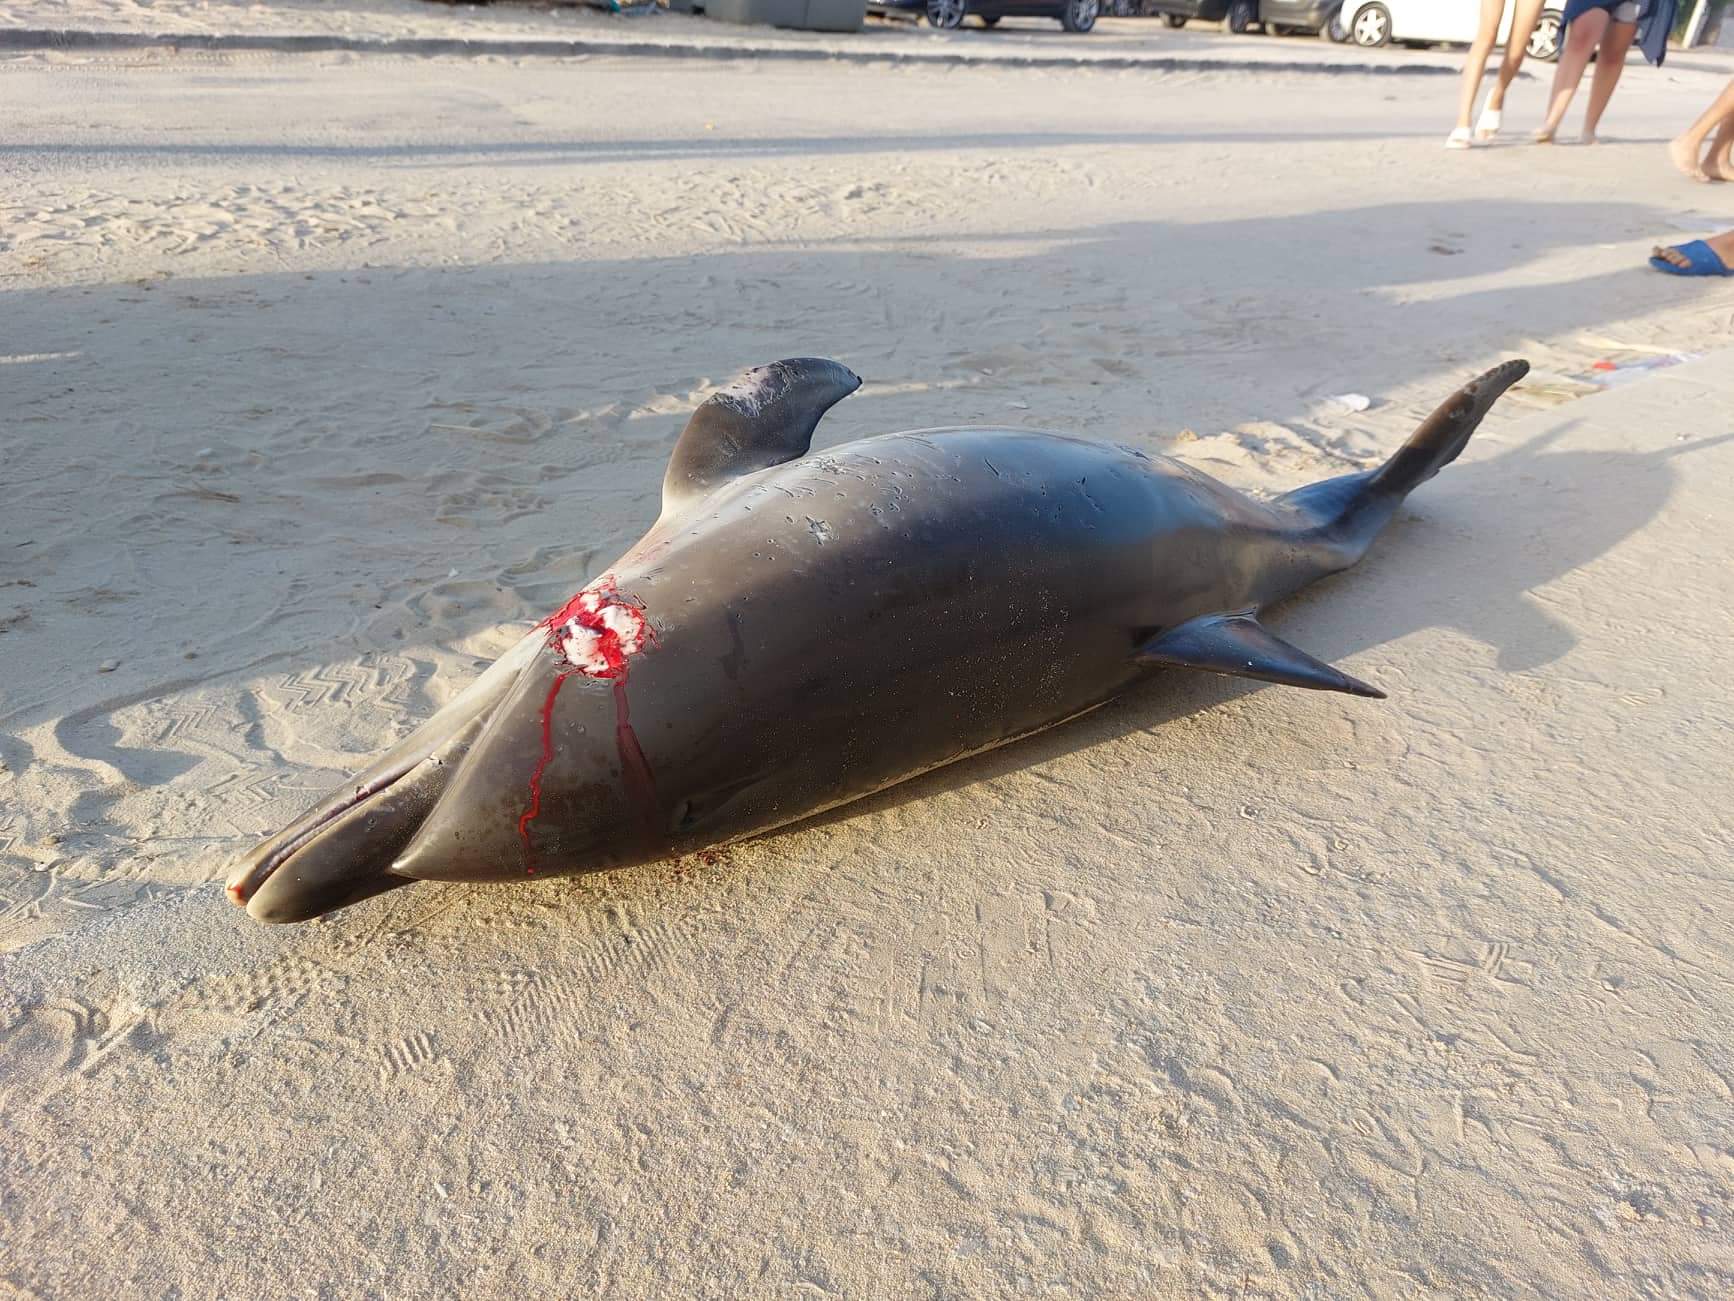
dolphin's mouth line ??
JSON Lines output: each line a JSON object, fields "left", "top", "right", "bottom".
{"left": 224, "top": 759, "right": 424, "bottom": 906}
{"left": 222, "top": 629, "right": 547, "bottom": 912}
{"left": 223, "top": 586, "right": 653, "bottom": 914}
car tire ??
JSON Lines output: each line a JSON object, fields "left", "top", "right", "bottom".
{"left": 925, "top": 0, "right": 968, "bottom": 27}
{"left": 1347, "top": 0, "right": 1389, "bottom": 45}
{"left": 1222, "top": 0, "right": 1256, "bottom": 32}
{"left": 1163, "top": 11, "right": 1187, "bottom": 24}
{"left": 1060, "top": 0, "right": 1099, "bottom": 30}
{"left": 1528, "top": 8, "right": 1562, "bottom": 61}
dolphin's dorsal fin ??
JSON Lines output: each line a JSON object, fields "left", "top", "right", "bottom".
{"left": 660, "top": 358, "right": 861, "bottom": 519}
{"left": 1135, "top": 613, "right": 1385, "bottom": 699}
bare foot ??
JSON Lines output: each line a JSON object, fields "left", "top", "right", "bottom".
{"left": 1708, "top": 148, "right": 1734, "bottom": 182}
{"left": 1533, "top": 126, "right": 1557, "bottom": 144}
{"left": 1669, "top": 135, "right": 1712, "bottom": 181}
{"left": 1651, "top": 244, "right": 1694, "bottom": 270}
{"left": 1579, "top": 130, "right": 1598, "bottom": 146}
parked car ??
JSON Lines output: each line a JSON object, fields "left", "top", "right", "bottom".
{"left": 1148, "top": 0, "right": 1240, "bottom": 29}
{"left": 1336, "top": 0, "right": 1564, "bottom": 59}
{"left": 871, "top": 0, "right": 1102, "bottom": 30}
{"left": 1152, "top": 0, "right": 1334, "bottom": 34}
{"left": 1257, "top": 0, "right": 1341, "bottom": 33}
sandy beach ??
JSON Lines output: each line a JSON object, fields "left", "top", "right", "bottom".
{"left": 4, "top": 25, "right": 1734, "bottom": 1297}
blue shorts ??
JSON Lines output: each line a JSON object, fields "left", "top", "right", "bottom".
{"left": 1562, "top": 0, "right": 1640, "bottom": 23}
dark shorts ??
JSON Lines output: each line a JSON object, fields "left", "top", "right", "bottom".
{"left": 1562, "top": 0, "right": 1640, "bottom": 23}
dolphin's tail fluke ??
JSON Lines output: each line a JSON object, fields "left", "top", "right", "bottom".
{"left": 1132, "top": 364, "right": 1524, "bottom": 699}
{"left": 1277, "top": 359, "right": 1529, "bottom": 568}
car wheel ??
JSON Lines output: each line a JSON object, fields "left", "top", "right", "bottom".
{"left": 925, "top": 0, "right": 968, "bottom": 27}
{"left": 1348, "top": 1, "right": 1389, "bottom": 45}
{"left": 1528, "top": 8, "right": 1562, "bottom": 61}
{"left": 1222, "top": 0, "right": 1256, "bottom": 31}
{"left": 1163, "top": 10, "right": 1187, "bottom": 24}
{"left": 1060, "top": 0, "right": 1099, "bottom": 30}
{"left": 1320, "top": 2, "right": 1348, "bottom": 38}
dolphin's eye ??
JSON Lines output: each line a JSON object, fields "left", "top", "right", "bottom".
{"left": 542, "top": 582, "right": 650, "bottom": 679}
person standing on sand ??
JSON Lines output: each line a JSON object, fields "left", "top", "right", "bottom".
{"left": 1445, "top": 0, "right": 1547, "bottom": 148}
{"left": 1668, "top": 80, "right": 1734, "bottom": 181}
{"left": 1533, "top": 0, "right": 1679, "bottom": 145}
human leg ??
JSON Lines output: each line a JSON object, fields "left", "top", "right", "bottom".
{"left": 1484, "top": 0, "right": 1546, "bottom": 123}
{"left": 1669, "top": 80, "right": 1734, "bottom": 180}
{"left": 1453, "top": 0, "right": 1510, "bottom": 141}
{"left": 1535, "top": 6, "right": 1607, "bottom": 142}
{"left": 1709, "top": 116, "right": 1734, "bottom": 180}
{"left": 1580, "top": 17, "right": 1637, "bottom": 143}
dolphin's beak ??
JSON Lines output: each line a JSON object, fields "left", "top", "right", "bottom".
{"left": 223, "top": 631, "right": 541, "bottom": 923}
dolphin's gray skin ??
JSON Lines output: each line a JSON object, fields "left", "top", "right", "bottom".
{"left": 225, "top": 356, "right": 1528, "bottom": 923}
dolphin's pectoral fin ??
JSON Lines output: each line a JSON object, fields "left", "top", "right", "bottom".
{"left": 661, "top": 358, "right": 862, "bottom": 519}
{"left": 1134, "top": 613, "right": 1386, "bottom": 699}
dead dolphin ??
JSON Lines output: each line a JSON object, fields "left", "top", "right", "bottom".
{"left": 225, "top": 356, "right": 1528, "bottom": 923}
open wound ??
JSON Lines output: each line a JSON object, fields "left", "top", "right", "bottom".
{"left": 543, "top": 580, "right": 651, "bottom": 678}
{"left": 518, "top": 578, "right": 656, "bottom": 868}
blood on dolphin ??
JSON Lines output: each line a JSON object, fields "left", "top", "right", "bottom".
{"left": 543, "top": 579, "right": 650, "bottom": 679}
{"left": 517, "top": 578, "right": 655, "bottom": 868}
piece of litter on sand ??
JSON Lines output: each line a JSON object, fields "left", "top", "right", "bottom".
{"left": 434, "top": 1182, "right": 449, "bottom": 1199}
{"left": 97, "top": 659, "right": 120, "bottom": 673}
{"left": 1328, "top": 393, "right": 1372, "bottom": 413}
{"left": 1580, "top": 353, "right": 1701, "bottom": 388}
{"left": 1006, "top": 401, "right": 1029, "bottom": 410}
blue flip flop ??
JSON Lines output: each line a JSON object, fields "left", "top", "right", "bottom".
{"left": 1649, "top": 240, "right": 1733, "bottom": 277}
